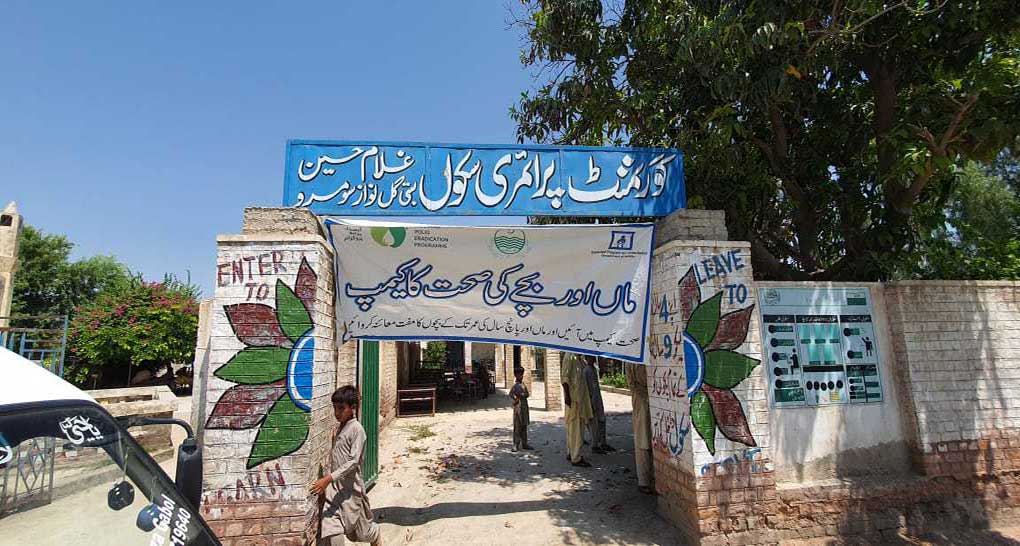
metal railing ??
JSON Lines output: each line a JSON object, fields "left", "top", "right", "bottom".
{"left": 0, "top": 315, "right": 69, "bottom": 377}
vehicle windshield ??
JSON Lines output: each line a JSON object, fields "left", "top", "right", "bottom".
{"left": 0, "top": 400, "right": 218, "bottom": 545}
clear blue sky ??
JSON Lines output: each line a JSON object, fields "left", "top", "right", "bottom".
{"left": 1, "top": 2, "right": 534, "bottom": 297}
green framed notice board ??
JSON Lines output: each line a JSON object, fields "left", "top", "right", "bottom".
{"left": 758, "top": 287, "right": 884, "bottom": 408}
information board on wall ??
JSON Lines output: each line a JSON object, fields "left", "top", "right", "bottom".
{"left": 757, "top": 287, "right": 883, "bottom": 407}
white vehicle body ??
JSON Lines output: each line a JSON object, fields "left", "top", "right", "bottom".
{"left": 0, "top": 346, "right": 219, "bottom": 545}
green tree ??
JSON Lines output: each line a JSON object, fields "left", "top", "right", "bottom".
{"left": 12, "top": 225, "right": 129, "bottom": 316}
{"left": 512, "top": 0, "right": 1020, "bottom": 280}
{"left": 902, "top": 159, "right": 1020, "bottom": 279}
{"left": 66, "top": 276, "right": 200, "bottom": 388}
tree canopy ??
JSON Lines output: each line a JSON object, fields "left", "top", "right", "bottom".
{"left": 512, "top": 0, "right": 1020, "bottom": 280}
{"left": 12, "top": 224, "right": 201, "bottom": 388}
{"left": 12, "top": 225, "right": 129, "bottom": 317}
{"left": 902, "top": 152, "right": 1020, "bottom": 280}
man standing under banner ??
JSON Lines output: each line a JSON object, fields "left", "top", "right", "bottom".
{"left": 562, "top": 352, "right": 593, "bottom": 467}
{"left": 626, "top": 362, "right": 655, "bottom": 494}
{"left": 585, "top": 356, "right": 615, "bottom": 454}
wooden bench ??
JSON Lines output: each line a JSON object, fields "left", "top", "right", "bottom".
{"left": 397, "top": 386, "right": 437, "bottom": 417}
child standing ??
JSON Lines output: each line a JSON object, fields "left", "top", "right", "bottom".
{"left": 509, "top": 367, "right": 532, "bottom": 452}
{"left": 310, "top": 385, "right": 382, "bottom": 546}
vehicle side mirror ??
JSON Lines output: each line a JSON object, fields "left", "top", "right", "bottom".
{"left": 118, "top": 416, "right": 204, "bottom": 510}
{"left": 175, "top": 437, "right": 202, "bottom": 509}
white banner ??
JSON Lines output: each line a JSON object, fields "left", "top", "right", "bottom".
{"left": 325, "top": 219, "right": 653, "bottom": 362}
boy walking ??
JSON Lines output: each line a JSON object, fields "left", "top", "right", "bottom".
{"left": 509, "top": 367, "right": 532, "bottom": 452}
{"left": 310, "top": 385, "right": 382, "bottom": 546}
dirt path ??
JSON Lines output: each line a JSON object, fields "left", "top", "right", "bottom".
{"left": 368, "top": 383, "right": 683, "bottom": 546}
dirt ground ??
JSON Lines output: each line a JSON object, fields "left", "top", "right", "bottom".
{"left": 364, "top": 385, "right": 1020, "bottom": 546}
{"left": 369, "top": 382, "right": 683, "bottom": 546}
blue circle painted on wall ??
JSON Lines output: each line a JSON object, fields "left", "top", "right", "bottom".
{"left": 288, "top": 331, "right": 315, "bottom": 411}
{"left": 683, "top": 331, "right": 705, "bottom": 396}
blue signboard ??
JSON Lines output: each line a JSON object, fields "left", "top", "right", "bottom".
{"left": 283, "top": 140, "right": 685, "bottom": 217}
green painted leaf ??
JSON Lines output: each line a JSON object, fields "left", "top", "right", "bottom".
{"left": 691, "top": 390, "right": 717, "bottom": 455}
{"left": 275, "top": 280, "right": 312, "bottom": 342}
{"left": 703, "top": 350, "right": 760, "bottom": 389}
{"left": 214, "top": 347, "right": 289, "bottom": 385}
{"left": 686, "top": 292, "right": 722, "bottom": 348}
{"left": 247, "top": 396, "right": 309, "bottom": 469}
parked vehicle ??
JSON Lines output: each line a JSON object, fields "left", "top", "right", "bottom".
{"left": 0, "top": 346, "right": 220, "bottom": 545}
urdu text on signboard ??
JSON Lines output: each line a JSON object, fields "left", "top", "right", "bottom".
{"left": 284, "top": 141, "right": 685, "bottom": 217}
{"left": 325, "top": 220, "right": 654, "bottom": 362}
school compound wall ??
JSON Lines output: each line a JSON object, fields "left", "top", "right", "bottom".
{"left": 886, "top": 281, "right": 1020, "bottom": 477}
{"left": 645, "top": 271, "right": 1020, "bottom": 541}
{"left": 641, "top": 210, "right": 1020, "bottom": 543}
{"left": 757, "top": 282, "right": 912, "bottom": 482}
{"left": 192, "top": 207, "right": 1020, "bottom": 544}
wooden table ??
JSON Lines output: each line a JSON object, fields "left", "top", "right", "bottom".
{"left": 397, "top": 386, "right": 437, "bottom": 417}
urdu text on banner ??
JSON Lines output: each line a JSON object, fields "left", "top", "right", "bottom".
{"left": 325, "top": 219, "right": 654, "bottom": 363}
{"left": 286, "top": 140, "right": 685, "bottom": 217}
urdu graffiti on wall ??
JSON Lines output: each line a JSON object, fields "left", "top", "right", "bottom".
{"left": 284, "top": 141, "right": 686, "bottom": 217}
{"left": 205, "top": 255, "right": 317, "bottom": 469}
{"left": 680, "top": 265, "right": 760, "bottom": 456}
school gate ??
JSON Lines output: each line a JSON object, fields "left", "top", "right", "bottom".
{"left": 191, "top": 142, "right": 1020, "bottom": 545}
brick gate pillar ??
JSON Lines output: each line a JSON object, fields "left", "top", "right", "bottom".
{"left": 197, "top": 208, "right": 341, "bottom": 545}
{"left": 647, "top": 237, "right": 775, "bottom": 544}
{"left": 544, "top": 349, "right": 563, "bottom": 411}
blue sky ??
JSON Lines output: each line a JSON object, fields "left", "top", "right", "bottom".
{"left": 0, "top": 2, "right": 534, "bottom": 296}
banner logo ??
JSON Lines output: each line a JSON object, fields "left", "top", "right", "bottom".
{"left": 493, "top": 229, "right": 526, "bottom": 255}
{"left": 609, "top": 231, "right": 635, "bottom": 251}
{"left": 370, "top": 227, "right": 407, "bottom": 248}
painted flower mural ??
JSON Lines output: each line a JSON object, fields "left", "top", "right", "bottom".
{"left": 206, "top": 257, "right": 317, "bottom": 469}
{"left": 678, "top": 267, "right": 759, "bottom": 455}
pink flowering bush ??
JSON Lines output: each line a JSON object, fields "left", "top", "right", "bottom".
{"left": 66, "top": 276, "right": 199, "bottom": 388}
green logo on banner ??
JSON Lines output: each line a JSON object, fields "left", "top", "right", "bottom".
{"left": 493, "top": 229, "right": 526, "bottom": 255}
{"left": 370, "top": 227, "right": 406, "bottom": 248}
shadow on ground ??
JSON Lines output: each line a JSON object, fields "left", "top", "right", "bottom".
{"left": 375, "top": 391, "right": 678, "bottom": 545}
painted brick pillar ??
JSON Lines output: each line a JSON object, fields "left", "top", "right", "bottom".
{"left": 545, "top": 349, "right": 563, "bottom": 411}
{"left": 463, "top": 341, "right": 473, "bottom": 373}
{"left": 198, "top": 209, "right": 339, "bottom": 545}
{"left": 494, "top": 343, "right": 506, "bottom": 387}
{"left": 647, "top": 239, "right": 775, "bottom": 544}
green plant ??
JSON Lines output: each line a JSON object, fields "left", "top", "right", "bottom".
{"left": 602, "top": 371, "right": 628, "bottom": 390}
{"left": 66, "top": 275, "right": 200, "bottom": 387}
{"left": 423, "top": 341, "right": 447, "bottom": 366}
{"left": 407, "top": 424, "right": 436, "bottom": 442}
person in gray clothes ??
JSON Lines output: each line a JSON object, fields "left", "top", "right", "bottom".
{"left": 583, "top": 355, "right": 615, "bottom": 453}
{"left": 310, "top": 385, "right": 382, "bottom": 546}
{"left": 509, "top": 367, "right": 532, "bottom": 452}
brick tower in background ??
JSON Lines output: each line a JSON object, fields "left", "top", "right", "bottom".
{"left": 0, "top": 201, "right": 23, "bottom": 326}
